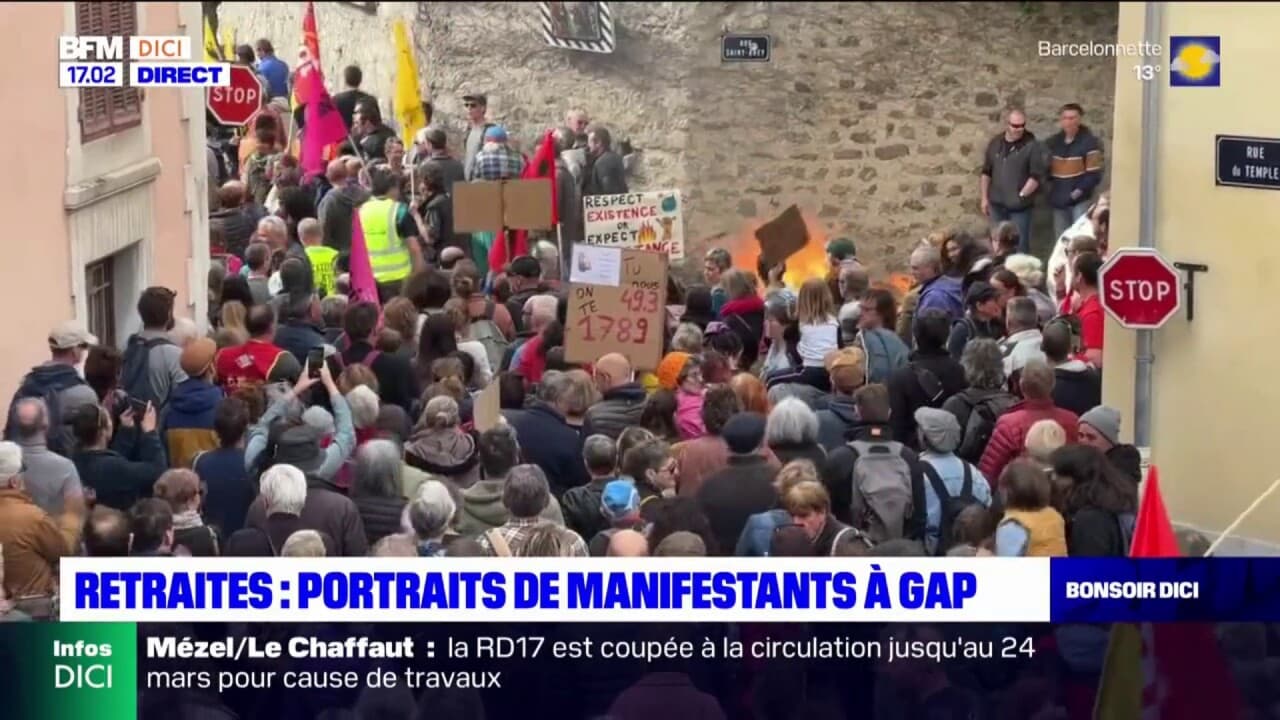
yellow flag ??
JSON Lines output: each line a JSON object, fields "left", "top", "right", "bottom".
{"left": 222, "top": 24, "right": 235, "bottom": 61}
{"left": 203, "top": 16, "right": 220, "bottom": 61}
{"left": 1092, "top": 622, "right": 1144, "bottom": 720}
{"left": 392, "top": 19, "right": 426, "bottom": 146}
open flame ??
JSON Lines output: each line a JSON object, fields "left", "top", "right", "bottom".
{"left": 722, "top": 211, "right": 914, "bottom": 297}
{"left": 636, "top": 222, "right": 657, "bottom": 247}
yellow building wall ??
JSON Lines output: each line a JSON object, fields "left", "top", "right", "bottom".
{"left": 1106, "top": 2, "right": 1280, "bottom": 549}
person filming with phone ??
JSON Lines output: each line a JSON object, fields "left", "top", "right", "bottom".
{"left": 68, "top": 399, "right": 166, "bottom": 513}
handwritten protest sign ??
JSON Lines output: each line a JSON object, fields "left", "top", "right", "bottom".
{"left": 454, "top": 179, "right": 554, "bottom": 233}
{"left": 755, "top": 204, "right": 809, "bottom": 268}
{"left": 565, "top": 246, "right": 668, "bottom": 371}
{"left": 583, "top": 190, "right": 685, "bottom": 261}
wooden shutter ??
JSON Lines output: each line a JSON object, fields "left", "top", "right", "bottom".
{"left": 76, "top": 1, "right": 142, "bottom": 142}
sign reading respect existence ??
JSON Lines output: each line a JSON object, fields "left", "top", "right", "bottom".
{"left": 564, "top": 245, "right": 668, "bottom": 371}
{"left": 582, "top": 190, "right": 685, "bottom": 261}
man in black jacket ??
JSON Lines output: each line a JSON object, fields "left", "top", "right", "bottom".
{"left": 561, "top": 434, "right": 617, "bottom": 541}
{"left": 888, "top": 309, "right": 968, "bottom": 450}
{"left": 979, "top": 109, "right": 1047, "bottom": 253}
{"left": 503, "top": 373, "right": 588, "bottom": 499}
{"left": 697, "top": 413, "right": 779, "bottom": 557}
{"left": 331, "top": 65, "right": 375, "bottom": 132}
{"left": 70, "top": 403, "right": 167, "bottom": 512}
{"left": 1046, "top": 103, "right": 1104, "bottom": 241}
{"left": 1042, "top": 320, "right": 1100, "bottom": 416}
{"left": 581, "top": 353, "right": 645, "bottom": 440}
{"left": 583, "top": 125, "right": 628, "bottom": 197}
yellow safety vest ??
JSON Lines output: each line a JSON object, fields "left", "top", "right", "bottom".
{"left": 359, "top": 197, "right": 412, "bottom": 284}
{"left": 305, "top": 245, "right": 339, "bottom": 297}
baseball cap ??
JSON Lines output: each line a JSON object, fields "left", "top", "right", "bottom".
{"left": 509, "top": 255, "right": 541, "bottom": 279}
{"left": 48, "top": 321, "right": 98, "bottom": 350}
{"left": 965, "top": 281, "right": 999, "bottom": 306}
{"left": 826, "top": 237, "right": 857, "bottom": 260}
{"left": 461, "top": 93, "right": 487, "bottom": 106}
{"left": 601, "top": 479, "right": 640, "bottom": 521}
{"left": 483, "top": 125, "right": 508, "bottom": 142}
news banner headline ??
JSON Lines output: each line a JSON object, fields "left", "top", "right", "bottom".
{"left": 57, "top": 557, "right": 1280, "bottom": 624}
{"left": 59, "top": 35, "right": 229, "bottom": 88}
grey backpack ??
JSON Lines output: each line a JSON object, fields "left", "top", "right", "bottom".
{"left": 469, "top": 299, "right": 510, "bottom": 373}
{"left": 848, "top": 439, "right": 917, "bottom": 543}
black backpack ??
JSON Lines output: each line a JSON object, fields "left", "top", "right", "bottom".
{"left": 923, "top": 461, "right": 981, "bottom": 556}
{"left": 956, "top": 394, "right": 1017, "bottom": 464}
{"left": 120, "top": 335, "right": 174, "bottom": 407}
{"left": 4, "top": 371, "right": 84, "bottom": 456}
{"left": 911, "top": 363, "right": 947, "bottom": 407}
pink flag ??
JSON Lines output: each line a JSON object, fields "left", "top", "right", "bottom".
{"left": 299, "top": 63, "right": 349, "bottom": 179}
{"left": 348, "top": 209, "right": 380, "bottom": 308}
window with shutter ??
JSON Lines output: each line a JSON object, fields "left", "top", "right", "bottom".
{"left": 76, "top": 1, "right": 142, "bottom": 143}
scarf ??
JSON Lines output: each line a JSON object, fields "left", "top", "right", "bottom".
{"left": 719, "top": 294, "right": 765, "bottom": 318}
{"left": 172, "top": 509, "right": 204, "bottom": 531}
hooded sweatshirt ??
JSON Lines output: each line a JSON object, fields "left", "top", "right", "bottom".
{"left": 162, "top": 378, "right": 224, "bottom": 469}
{"left": 456, "top": 477, "right": 566, "bottom": 537}
{"left": 816, "top": 394, "right": 859, "bottom": 452}
{"left": 318, "top": 183, "right": 372, "bottom": 256}
{"left": 404, "top": 428, "right": 481, "bottom": 488}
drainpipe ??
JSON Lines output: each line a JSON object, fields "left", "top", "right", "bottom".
{"left": 1133, "top": 1, "right": 1162, "bottom": 449}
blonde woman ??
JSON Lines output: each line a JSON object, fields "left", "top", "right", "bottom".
{"left": 795, "top": 278, "right": 838, "bottom": 391}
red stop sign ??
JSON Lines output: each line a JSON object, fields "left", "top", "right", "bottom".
{"left": 207, "top": 65, "right": 264, "bottom": 126}
{"left": 1098, "top": 248, "right": 1183, "bottom": 329}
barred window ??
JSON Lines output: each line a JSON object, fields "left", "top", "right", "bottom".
{"left": 85, "top": 257, "right": 117, "bottom": 349}
{"left": 76, "top": 1, "right": 143, "bottom": 142}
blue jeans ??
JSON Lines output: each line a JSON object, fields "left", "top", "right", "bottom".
{"left": 1053, "top": 198, "right": 1092, "bottom": 242}
{"left": 989, "top": 204, "right": 1033, "bottom": 254}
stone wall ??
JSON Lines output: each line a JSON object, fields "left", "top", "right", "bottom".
{"left": 217, "top": 1, "right": 1117, "bottom": 270}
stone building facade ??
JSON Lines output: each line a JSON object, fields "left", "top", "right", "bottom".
{"left": 217, "top": 1, "right": 1117, "bottom": 270}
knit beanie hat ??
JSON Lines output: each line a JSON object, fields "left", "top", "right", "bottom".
{"left": 601, "top": 479, "right": 640, "bottom": 521}
{"left": 1080, "top": 405, "right": 1122, "bottom": 446}
{"left": 179, "top": 337, "right": 217, "bottom": 377}
{"left": 721, "top": 412, "right": 766, "bottom": 455}
{"left": 655, "top": 352, "right": 691, "bottom": 391}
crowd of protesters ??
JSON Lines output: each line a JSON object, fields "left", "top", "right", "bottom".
{"left": 0, "top": 52, "right": 1251, "bottom": 719}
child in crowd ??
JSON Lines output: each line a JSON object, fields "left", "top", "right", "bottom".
{"left": 995, "top": 461, "right": 1067, "bottom": 557}
{"left": 588, "top": 480, "right": 645, "bottom": 556}
{"left": 795, "top": 278, "right": 839, "bottom": 392}
{"left": 674, "top": 356, "right": 706, "bottom": 440}
{"left": 301, "top": 218, "right": 338, "bottom": 298}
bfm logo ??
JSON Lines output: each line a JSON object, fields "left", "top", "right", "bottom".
{"left": 55, "top": 664, "right": 112, "bottom": 689}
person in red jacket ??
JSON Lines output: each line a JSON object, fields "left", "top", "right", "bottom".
{"left": 978, "top": 359, "right": 1078, "bottom": 486}
{"left": 214, "top": 305, "right": 301, "bottom": 393}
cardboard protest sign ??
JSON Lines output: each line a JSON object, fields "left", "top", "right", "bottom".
{"left": 453, "top": 179, "right": 554, "bottom": 233}
{"left": 583, "top": 190, "right": 685, "bottom": 260}
{"left": 473, "top": 381, "right": 501, "bottom": 432}
{"left": 755, "top": 204, "right": 809, "bottom": 268}
{"left": 564, "top": 246, "right": 668, "bottom": 371}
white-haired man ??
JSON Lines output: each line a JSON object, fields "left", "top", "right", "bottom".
{"left": 0, "top": 442, "right": 71, "bottom": 598}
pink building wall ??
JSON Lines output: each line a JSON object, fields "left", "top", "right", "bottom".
{"left": 0, "top": 2, "right": 204, "bottom": 418}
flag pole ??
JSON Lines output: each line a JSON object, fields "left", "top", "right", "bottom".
{"left": 1204, "top": 476, "right": 1280, "bottom": 556}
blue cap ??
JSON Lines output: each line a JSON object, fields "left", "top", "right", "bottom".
{"left": 483, "top": 125, "right": 508, "bottom": 142}
{"left": 601, "top": 479, "right": 640, "bottom": 520}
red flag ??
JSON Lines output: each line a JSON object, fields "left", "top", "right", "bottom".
{"left": 1130, "top": 465, "right": 1180, "bottom": 557}
{"left": 489, "top": 130, "right": 558, "bottom": 273}
{"left": 1132, "top": 465, "right": 1242, "bottom": 719}
{"left": 302, "top": 1, "right": 320, "bottom": 63}
{"left": 348, "top": 210, "right": 381, "bottom": 309}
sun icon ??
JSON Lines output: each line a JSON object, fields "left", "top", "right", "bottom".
{"left": 1169, "top": 36, "right": 1221, "bottom": 86}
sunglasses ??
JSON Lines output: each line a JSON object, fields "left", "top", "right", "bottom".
{"left": 463, "top": 102, "right": 478, "bottom": 108}
{"left": 1009, "top": 123, "right": 1026, "bottom": 129}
